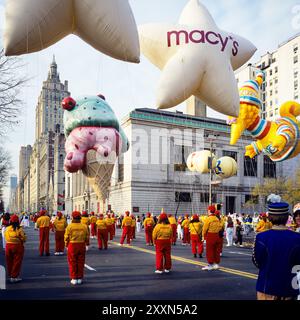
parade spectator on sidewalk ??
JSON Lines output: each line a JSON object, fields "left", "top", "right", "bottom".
{"left": 136, "top": 216, "right": 142, "bottom": 233}
{"left": 153, "top": 213, "right": 173, "bottom": 274}
{"left": 234, "top": 219, "right": 244, "bottom": 247}
{"left": 53, "top": 211, "right": 68, "bottom": 255}
{"left": 293, "top": 205, "right": 300, "bottom": 233}
{"left": 36, "top": 210, "right": 51, "bottom": 256}
{"left": 189, "top": 214, "right": 203, "bottom": 258}
{"left": 225, "top": 215, "right": 234, "bottom": 246}
{"left": 5, "top": 214, "right": 26, "bottom": 283}
{"left": 1, "top": 213, "right": 10, "bottom": 250}
{"left": 143, "top": 212, "right": 154, "bottom": 246}
{"left": 65, "top": 211, "right": 89, "bottom": 285}
{"left": 89, "top": 212, "right": 97, "bottom": 239}
{"left": 253, "top": 201, "right": 300, "bottom": 300}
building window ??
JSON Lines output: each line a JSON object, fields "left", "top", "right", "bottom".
{"left": 274, "top": 77, "right": 278, "bottom": 84}
{"left": 175, "top": 192, "right": 192, "bottom": 203}
{"left": 174, "top": 145, "right": 192, "bottom": 172}
{"left": 275, "top": 66, "right": 278, "bottom": 73}
{"left": 294, "top": 44, "right": 298, "bottom": 54}
{"left": 270, "top": 90, "right": 273, "bottom": 96}
{"left": 222, "top": 150, "right": 238, "bottom": 161}
{"left": 294, "top": 56, "right": 298, "bottom": 64}
{"left": 269, "top": 80, "right": 273, "bottom": 86}
{"left": 118, "top": 154, "right": 124, "bottom": 182}
{"left": 270, "top": 110, "right": 274, "bottom": 117}
{"left": 294, "top": 69, "right": 298, "bottom": 78}
{"left": 245, "top": 194, "right": 258, "bottom": 204}
{"left": 244, "top": 156, "right": 257, "bottom": 177}
{"left": 295, "top": 80, "right": 298, "bottom": 91}
{"left": 264, "top": 155, "right": 276, "bottom": 178}
{"left": 295, "top": 95, "right": 299, "bottom": 100}
{"left": 275, "top": 108, "right": 278, "bottom": 115}
{"left": 272, "top": 57, "right": 276, "bottom": 63}
{"left": 200, "top": 193, "right": 216, "bottom": 203}
{"left": 269, "top": 69, "right": 273, "bottom": 76}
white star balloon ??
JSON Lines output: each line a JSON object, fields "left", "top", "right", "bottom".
{"left": 4, "top": 0, "right": 140, "bottom": 63}
{"left": 139, "top": 0, "right": 257, "bottom": 116}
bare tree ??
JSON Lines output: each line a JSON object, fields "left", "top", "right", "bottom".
{"left": 0, "top": 48, "right": 27, "bottom": 134}
{"left": 0, "top": 146, "right": 12, "bottom": 190}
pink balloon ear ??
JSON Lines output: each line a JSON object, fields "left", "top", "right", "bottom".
{"left": 97, "top": 94, "right": 106, "bottom": 101}
{"left": 62, "top": 97, "right": 76, "bottom": 111}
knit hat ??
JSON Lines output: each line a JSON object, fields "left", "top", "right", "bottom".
{"left": 207, "top": 205, "right": 215, "bottom": 213}
{"left": 99, "top": 214, "right": 104, "bottom": 218}
{"left": 82, "top": 211, "right": 88, "bottom": 217}
{"left": 239, "top": 73, "right": 264, "bottom": 109}
{"left": 160, "top": 213, "right": 168, "bottom": 221}
{"left": 168, "top": 214, "right": 172, "bottom": 217}
{"left": 260, "top": 212, "right": 267, "bottom": 218}
{"left": 10, "top": 214, "right": 19, "bottom": 223}
{"left": 39, "top": 209, "right": 46, "bottom": 216}
{"left": 185, "top": 214, "right": 189, "bottom": 218}
{"left": 268, "top": 202, "right": 289, "bottom": 216}
{"left": 146, "top": 212, "right": 151, "bottom": 217}
{"left": 192, "top": 214, "right": 199, "bottom": 220}
{"left": 90, "top": 211, "right": 95, "bottom": 216}
{"left": 57, "top": 211, "right": 63, "bottom": 218}
{"left": 125, "top": 211, "right": 130, "bottom": 216}
{"left": 72, "top": 211, "right": 81, "bottom": 219}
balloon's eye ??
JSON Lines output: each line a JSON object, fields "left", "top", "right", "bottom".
{"left": 97, "top": 94, "right": 106, "bottom": 101}
{"left": 62, "top": 97, "right": 76, "bottom": 111}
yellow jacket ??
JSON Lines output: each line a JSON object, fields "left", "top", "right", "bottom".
{"left": 131, "top": 219, "right": 136, "bottom": 227}
{"left": 202, "top": 215, "right": 221, "bottom": 237}
{"left": 143, "top": 217, "right": 154, "bottom": 228}
{"left": 5, "top": 226, "right": 27, "bottom": 244}
{"left": 53, "top": 217, "right": 68, "bottom": 232}
{"left": 153, "top": 223, "right": 173, "bottom": 241}
{"left": 64, "top": 222, "right": 89, "bottom": 245}
{"left": 122, "top": 216, "right": 132, "bottom": 227}
{"left": 181, "top": 219, "right": 190, "bottom": 229}
{"left": 90, "top": 216, "right": 97, "bottom": 224}
{"left": 105, "top": 217, "right": 113, "bottom": 226}
{"left": 36, "top": 215, "right": 51, "bottom": 228}
{"left": 96, "top": 219, "right": 107, "bottom": 230}
{"left": 168, "top": 216, "right": 177, "bottom": 225}
{"left": 189, "top": 221, "right": 203, "bottom": 236}
{"left": 256, "top": 220, "right": 273, "bottom": 233}
{"left": 81, "top": 217, "right": 90, "bottom": 226}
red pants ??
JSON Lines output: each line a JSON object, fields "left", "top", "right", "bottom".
{"left": 131, "top": 226, "right": 136, "bottom": 239}
{"left": 218, "top": 235, "right": 224, "bottom": 254}
{"left": 67, "top": 243, "right": 86, "bottom": 280}
{"left": 206, "top": 233, "right": 221, "bottom": 264}
{"left": 112, "top": 223, "right": 116, "bottom": 238}
{"left": 145, "top": 227, "right": 153, "bottom": 244}
{"left": 171, "top": 224, "right": 177, "bottom": 244}
{"left": 107, "top": 225, "right": 114, "bottom": 240}
{"left": 120, "top": 226, "right": 131, "bottom": 244}
{"left": 55, "top": 231, "right": 65, "bottom": 252}
{"left": 97, "top": 229, "right": 108, "bottom": 249}
{"left": 39, "top": 227, "right": 50, "bottom": 255}
{"left": 155, "top": 239, "right": 172, "bottom": 271}
{"left": 90, "top": 223, "right": 97, "bottom": 237}
{"left": 190, "top": 234, "right": 203, "bottom": 254}
{"left": 183, "top": 228, "right": 190, "bottom": 244}
{"left": 5, "top": 243, "right": 24, "bottom": 278}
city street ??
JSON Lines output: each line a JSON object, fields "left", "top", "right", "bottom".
{"left": 0, "top": 225, "right": 258, "bottom": 300}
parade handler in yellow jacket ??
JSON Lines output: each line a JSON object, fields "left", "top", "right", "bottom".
{"left": 189, "top": 214, "right": 203, "bottom": 258}
{"left": 36, "top": 209, "right": 51, "bottom": 256}
{"left": 89, "top": 212, "right": 97, "bottom": 239}
{"left": 181, "top": 214, "right": 190, "bottom": 245}
{"left": 53, "top": 212, "right": 68, "bottom": 255}
{"left": 119, "top": 211, "right": 133, "bottom": 245}
{"left": 143, "top": 212, "right": 155, "bottom": 246}
{"left": 105, "top": 213, "right": 114, "bottom": 241}
{"left": 168, "top": 214, "right": 177, "bottom": 245}
{"left": 256, "top": 213, "right": 273, "bottom": 233}
{"left": 153, "top": 213, "right": 173, "bottom": 274}
{"left": 64, "top": 211, "right": 89, "bottom": 285}
{"left": 202, "top": 206, "right": 222, "bottom": 271}
{"left": 5, "top": 215, "right": 27, "bottom": 283}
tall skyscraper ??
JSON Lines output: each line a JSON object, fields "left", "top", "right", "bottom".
{"left": 19, "top": 145, "right": 32, "bottom": 183}
{"left": 28, "top": 57, "right": 70, "bottom": 212}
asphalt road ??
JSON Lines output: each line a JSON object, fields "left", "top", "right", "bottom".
{"left": 0, "top": 224, "right": 258, "bottom": 300}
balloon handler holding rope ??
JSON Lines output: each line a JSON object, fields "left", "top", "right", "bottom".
{"left": 228, "top": 73, "right": 300, "bottom": 162}
{"left": 62, "top": 94, "right": 129, "bottom": 203}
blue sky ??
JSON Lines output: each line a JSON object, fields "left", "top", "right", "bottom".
{"left": 0, "top": 0, "right": 299, "bottom": 204}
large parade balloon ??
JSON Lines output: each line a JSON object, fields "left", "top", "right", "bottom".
{"left": 215, "top": 157, "right": 237, "bottom": 179}
{"left": 62, "top": 94, "right": 129, "bottom": 201}
{"left": 228, "top": 73, "right": 300, "bottom": 162}
{"left": 139, "top": 0, "right": 256, "bottom": 116}
{"left": 187, "top": 150, "right": 216, "bottom": 174}
{"left": 4, "top": 0, "right": 140, "bottom": 63}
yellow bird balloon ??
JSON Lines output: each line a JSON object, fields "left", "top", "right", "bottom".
{"left": 228, "top": 73, "right": 300, "bottom": 162}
